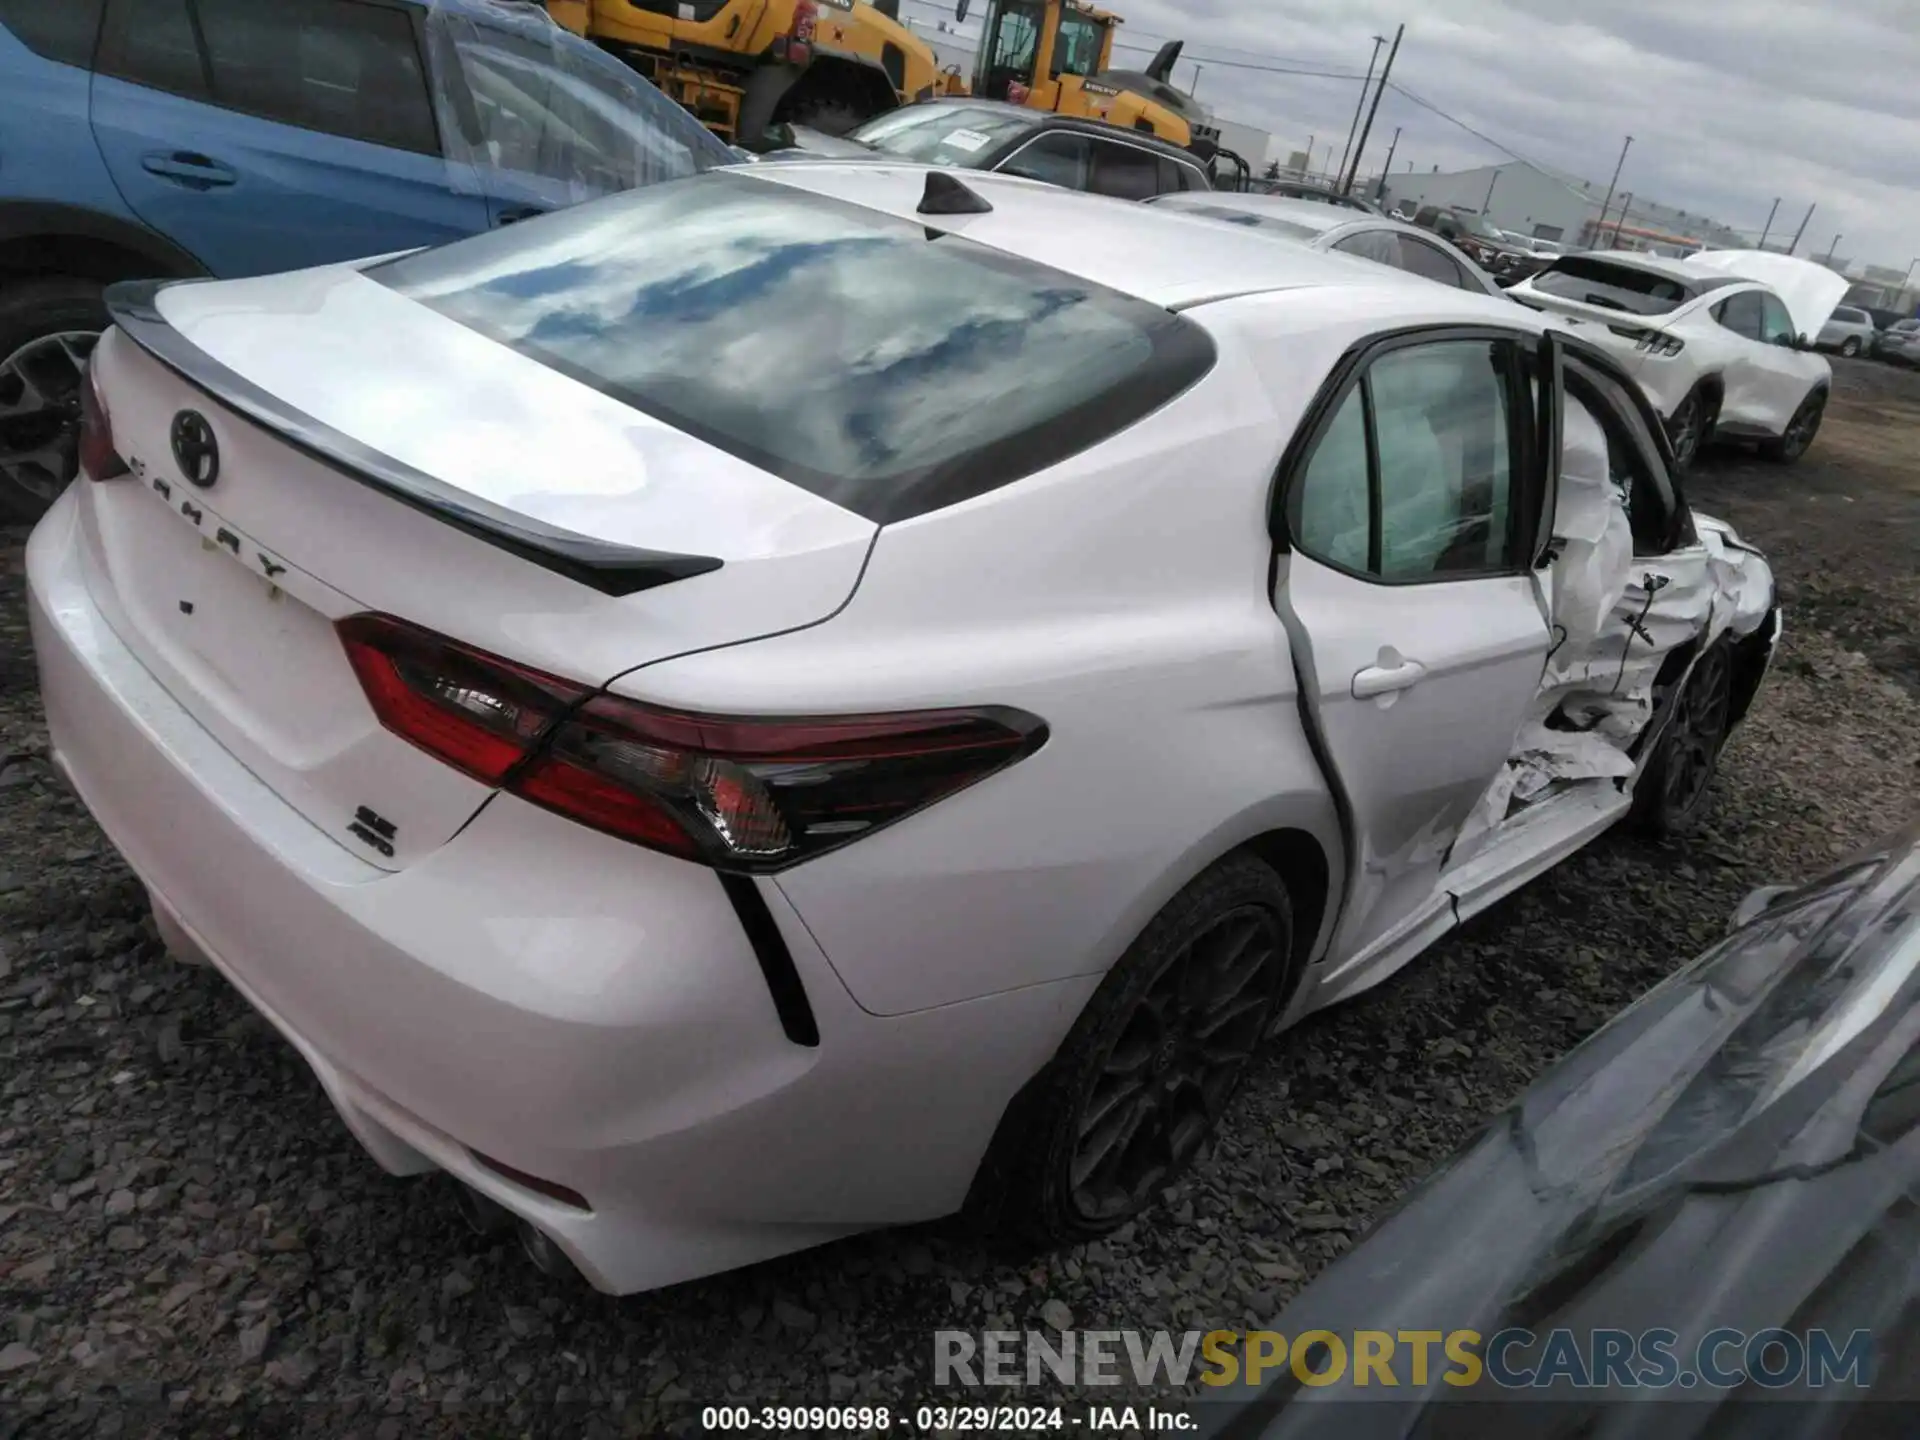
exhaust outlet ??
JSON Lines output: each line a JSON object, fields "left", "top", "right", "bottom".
{"left": 450, "top": 1181, "right": 514, "bottom": 1237}
{"left": 515, "top": 1218, "right": 578, "bottom": 1282}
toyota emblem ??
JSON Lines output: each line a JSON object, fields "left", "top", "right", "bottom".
{"left": 169, "top": 410, "right": 219, "bottom": 489}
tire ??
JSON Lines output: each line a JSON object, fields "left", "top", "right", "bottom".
{"left": 1840, "top": 337, "right": 1862, "bottom": 358}
{"left": 969, "top": 854, "right": 1294, "bottom": 1247}
{"left": 1665, "top": 386, "right": 1715, "bottom": 475}
{"left": 1632, "top": 641, "right": 1733, "bottom": 838}
{"left": 0, "top": 277, "right": 109, "bottom": 525}
{"left": 1760, "top": 387, "right": 1826, "bottom": 463}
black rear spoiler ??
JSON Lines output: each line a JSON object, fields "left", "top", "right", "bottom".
{"left": 103, "top": 280, "right": 723, "bottom": 598}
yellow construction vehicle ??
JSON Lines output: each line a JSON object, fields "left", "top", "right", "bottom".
{"left": 546, "top": 0, "right": 965, "bottom": 144}
{"left": 957, "top": 0, "right": 1236, "bottom": 170}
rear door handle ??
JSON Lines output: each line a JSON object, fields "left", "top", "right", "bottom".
{"left": 141, "top": 151, "right": 237, "bottom": 189}
{"left": 1352, "top": 654, "right": 1427, "bottom": 699}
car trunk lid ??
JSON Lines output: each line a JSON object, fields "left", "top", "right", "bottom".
{"left": 79, "top": 268, "right": 875, "bottom": 870}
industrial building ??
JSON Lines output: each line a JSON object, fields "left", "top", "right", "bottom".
{"left": 1376, "top": 161, "right": 1745, "bottom": 254}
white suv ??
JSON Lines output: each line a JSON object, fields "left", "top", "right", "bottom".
{"left": 1506, "top": 251, "right": 1835, "bottom": 470}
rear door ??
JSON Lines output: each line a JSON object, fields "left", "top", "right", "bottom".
{"left": 1707, "top": 290, "right": 1775, "bottom": 430}
{"left": 90, "top": 0, "right": 487, "bottom": 277}
{"left": 1272, "top": 330, "right": 1551, "bottom": 965}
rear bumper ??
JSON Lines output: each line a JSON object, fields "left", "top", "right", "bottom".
{"left": 27, "top": 492, "right": 1095, "bottom": 1293}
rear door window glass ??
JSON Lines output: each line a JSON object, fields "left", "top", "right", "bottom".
{"left": 1396, "top": 236, "right": 1471, "bottom": 289}
{"left": 192, "top": 0, "right": 438, "bottom": 153}
{"left": 995, "top": 132, "right": 1090, "bottom": 189}
{"left": 100, "top": 0, "right": 210, "bottom": 99}
{"left": 375, "top": 173, "right": 1216, "bottom": 524}
{"left": 1088, "top": 140, "right": 1161, "bottom": 200}
{"left": 1714, "top": 291, "right": 1763, "bottom": 341}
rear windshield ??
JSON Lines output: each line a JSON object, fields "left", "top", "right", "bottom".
{"left": 1532, "top": 256, "right": 1696, "bottom": 316}
{"left": 374, "top": 172, "right": 1213, "bottom": 523}
{"left": 847, "top": 105, "right": 1035, "bottom": 165}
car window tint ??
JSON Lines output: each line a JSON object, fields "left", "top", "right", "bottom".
{"left": 1369, "top": 342, "right": 1513, "bottom": 579}
{"left": 1534, "top": 257, "right": 1694, "bottom": 315}
{"left": 1395, "top": 236, "right": 1469, "bottom": 289}
{"left": 1332, "top": 230, "right": 1401, "bottom": 267}
{"left": 995, "top": 132, "right": 1089, "bottom": 189}
{"left": 1088, "top": 141, "right": 1161, "bottom": 201}
{"left": 1290, "top": 387, "right": 1370, "bottom": 572}
{"left": 1715, "top": 291, "right": 1763, "bottom": 341}
{"left": 192, "top": 0, "right": 438, "bottom": 153}
{"left": 102, "top": 0, "right": 210, "bottom": 98}
{"left": 1758, "top": 293, "right": 1796, "bottom": 344}
{"left": 376, "top": 173, "right": 1217, "bottom": 525}
{"left": 0, "top": 0, "right": 105, "bottom": 67}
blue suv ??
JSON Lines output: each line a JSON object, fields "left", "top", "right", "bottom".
{"left": 0, "top": 0, "right": 732, "bottom": 520}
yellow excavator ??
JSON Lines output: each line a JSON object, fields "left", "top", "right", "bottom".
{"left": 545, "top": 0, "right": 964, "bottom": 144}
{"left": 957, "top": 0, "right": 1247, "bottom": 185}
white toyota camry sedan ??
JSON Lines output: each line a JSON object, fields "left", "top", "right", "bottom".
{"left": 28, "top": 163, "right": 1779, "bottom": 1294}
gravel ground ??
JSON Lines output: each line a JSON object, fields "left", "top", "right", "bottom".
{"left": 2, "top": 358, "right": 1917, "bottom": 1436}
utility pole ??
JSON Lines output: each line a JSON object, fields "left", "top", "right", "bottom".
{"left": 1341, "top": 23, "right": 1402, "bottom": 195}
{"left": 1337, "top": 35, "right": 1386, "bottom": 186}
{"left": 1190, "top": 63, "right": 1203, "bottom": 96}
{"left": 1756, "top": 197, "right": 1780, "bottom": 251}
{"left": 1594, "top": 134, "right": 1632, "bottom": 253}
{"left": 1374, "top": 125, "right": 1401, "bottom": 202}
{"left": 1823, "top": 233, "right": 1842, "bottom": 265}
{"left": 1611, "top": 192, "right": 1632, "bottom": 247}
{"left": 1483, "top": 168, "right": 1499, "bottom": 213}
{"left": 1787, "top": 201, "right": 1815, "bottom": 256}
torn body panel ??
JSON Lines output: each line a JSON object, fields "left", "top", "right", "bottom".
{"left": 1456, "top": 396, "right": 1775, "bottom": 852}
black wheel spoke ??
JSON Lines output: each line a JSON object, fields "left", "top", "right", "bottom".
{"left": 0, "top": 330, "right": 98, "bottom": 505}
{"left": 1069, "top": 902, "right": 1285, "bottom": 1223}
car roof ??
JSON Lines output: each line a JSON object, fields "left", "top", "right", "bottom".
{"left": 739, "top": 162, "right": 1451, "bottom": 309}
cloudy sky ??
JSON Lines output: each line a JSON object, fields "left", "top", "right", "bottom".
{"left": 902, "top": 0, "right": 1920, "bottom": 273}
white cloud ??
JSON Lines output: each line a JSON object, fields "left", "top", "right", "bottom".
{"left": 1079, "top": 0, "right": 1920, "bottom": 269}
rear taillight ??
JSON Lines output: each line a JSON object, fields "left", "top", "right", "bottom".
{"left": 336, "top": 614, "right": 587, "bottom": 785}
{"left": 337, "top": 614, "right": 1046, "bottom": 872}
{"left": 78, "top": 366, "right": 129, "bottom": 483}
{"left": 1607, "top": 324, "right": 1685, "bottom": 357}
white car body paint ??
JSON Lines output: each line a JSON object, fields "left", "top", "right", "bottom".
{"left": 28, "top": 163, "right": 1778, "bottom": 1293}
{"left": 1505, "top": 252, "right": 1832, "bottom": 440}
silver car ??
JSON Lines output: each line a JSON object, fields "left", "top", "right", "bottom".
{"left": 1876, "top": 317, "right": 1920, "bottom": 366}
{"left": 1817, "top": 304, "right": 1878, "bottom": 357}
{"left": 1146, "top": 191, "right": 1503, "bottom": 295}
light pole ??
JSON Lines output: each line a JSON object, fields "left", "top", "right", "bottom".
{"left": 1342, "top": 23, "right": 1403, "bottom": 195}
{"left": 1190, "top": 63, "right": 1203, "bottom": 96}
{"left": 1594, "top": 134, "right": 1632, "bottom": 252}
{"left": 1787, "top": 202, "right": 1816, "bottom": 256}
{"left": 1611, "top": 191, "right": 1633, "bottom": 248}
{"left": 1337, "top": 35, "right": 1387, "bottom": 185}
{"left": 1756, "top": 197, "right": 1780, "bottom": 251}
{"left": 1483, "top": 168, "right": 1499, "bottom": 213}
{"left": 1823, "top": 233, "right": 1842, "bottom": 265}
{"left": 1375, "top": 125, "right": 1401, "bottom": 202}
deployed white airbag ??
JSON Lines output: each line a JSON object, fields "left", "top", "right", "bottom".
{"left": 1458, "top": 396, "right": 1774, "bottom": 845}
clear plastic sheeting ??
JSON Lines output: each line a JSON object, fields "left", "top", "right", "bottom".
{"left": 422, "top": 0, "right": 735, "bottom": 204}
{"left": 1458, "top": 397, "right": 1775, "bottom": 846}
